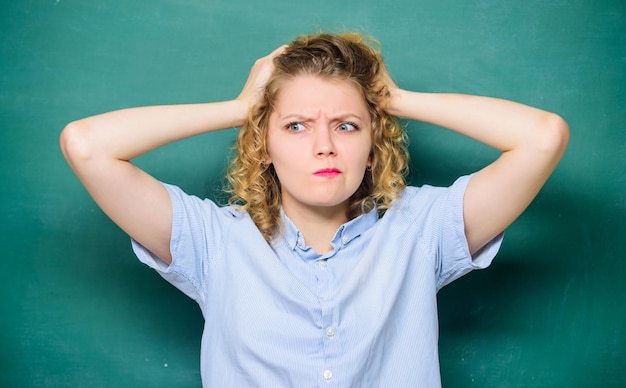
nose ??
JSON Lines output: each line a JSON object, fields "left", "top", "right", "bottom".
{"left": 314, "top": 128, "right": 335, "bottom": 157}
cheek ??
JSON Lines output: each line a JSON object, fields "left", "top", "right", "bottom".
{"left": 266, "top": 145, "right": 301, "bottom": 179}
{"left": 265, "top": 117, "right": 283, "bottom": 164}
{"left": 266, "top": 130, "right": 305, "bottom": 167}
{"left": 265, "top": 131, "right": 279, "bottom": 165}
{"left": 266, "top": 141, "right": 289, "bottom": 167}
{"left": 356, "top": 139, "right": 374, "bottom": 166}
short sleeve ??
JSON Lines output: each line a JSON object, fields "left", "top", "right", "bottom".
{"left": 434, "top": 175, "right": 504, "bottom": 290}
{"left": 131, "top": 183, "right": 224, "bottom": 305}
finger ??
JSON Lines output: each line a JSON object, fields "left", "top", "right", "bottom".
{"left": 269, "top": 44, "right": 288, "bottom": 57}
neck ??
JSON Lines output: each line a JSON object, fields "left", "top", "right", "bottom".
{"left": 283, "top": 203, "right": 349, "bottom": 254}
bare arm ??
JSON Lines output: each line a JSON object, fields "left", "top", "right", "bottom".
{"left": 60, "top": 46, "right": 285, "bottom": 264}
{"left": 387, "top": 88, "right": 569, "bottom": 255}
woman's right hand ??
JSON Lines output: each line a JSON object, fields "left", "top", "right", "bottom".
{"left": 59, "top": 47, "right": 290, "bottom": 266}
{"left": 236, "top": 45, "right": 288, "bottom": 109}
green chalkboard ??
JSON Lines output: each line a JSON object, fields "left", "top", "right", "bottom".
{"left": 1, "top": 0, "right": 624, "bottom": 386}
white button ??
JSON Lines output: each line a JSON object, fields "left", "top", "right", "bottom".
{"left": 318, "top": 260, "right": 327, "bottom": 268}
{"left": 325, "top": 327, "right": 335, "bottom": 337}
{"left": 342, "top": 236, "right": 349, "bottom": 244}
{"left": 323, "top": 370, "right": 333, "bottom": 380}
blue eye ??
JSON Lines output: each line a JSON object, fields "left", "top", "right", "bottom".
{"left": 286, "top": 122, "right": 305, "bottom": 132}
{"left": 338, "top": 122, "right": 358, "bottom": 131}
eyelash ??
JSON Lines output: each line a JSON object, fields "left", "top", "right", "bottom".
{"left": 285, "top": 122, "right": 305, "bottom": 132}
{"left": 284, "top": 121, "right": 360, "bottom": 132}
{"left": 338, "top": 122, "right": 359, "bottom": 131}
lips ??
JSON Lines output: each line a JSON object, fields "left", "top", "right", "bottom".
{"left": 314, "top": 168, "right": 341, "bottom": 178}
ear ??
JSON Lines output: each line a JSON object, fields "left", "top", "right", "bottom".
{"left": 263, "top": 154, "right": 272, "bottom": 165}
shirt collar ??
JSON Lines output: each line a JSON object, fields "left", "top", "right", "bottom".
{"left": 278, "top": 207, "right": 379, "bottom": 263}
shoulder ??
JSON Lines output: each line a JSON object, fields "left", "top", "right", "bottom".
{"left": 161, "top": 182, "right": 262, "bottom": 261}
{"left": 161, "top": 182, "right": 255, "bottom": 243}
{"left": 162, "top": 183, "right": 245, "bottom": 217}
{"left": 383, "top": 175, "right": 473, "bottom": 224}
{"left": 392, "top": 176, "right": 467, "bottom": 207}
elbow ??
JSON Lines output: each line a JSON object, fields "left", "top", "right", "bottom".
{"left": 547, "top": 113, "right": 570, "bottom": 148}
{"left": 59, "top": 120, "right": 89, "bottom": 161}
{"left": 59, "top": 120, "right": 96, "bottom": 166}
{"left": 535, "top": 112, "right": 570, "bottom": 160}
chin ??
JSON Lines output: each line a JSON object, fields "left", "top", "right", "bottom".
{"left": 307, "top": 197, "right": 351, "bottom": 209}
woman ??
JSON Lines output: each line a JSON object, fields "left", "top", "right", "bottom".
{"left": 60, "top": 33, "right": 569, "bottom": 387}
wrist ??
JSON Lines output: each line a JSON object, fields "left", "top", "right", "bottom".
{"left": 227, "top": 99, "right": 250, "bottom": 128}
{"left": 386, "top": 88, "right": 407, "bottom": 118}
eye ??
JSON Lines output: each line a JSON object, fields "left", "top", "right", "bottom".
{"left": 337, "top": 122, "right": 359, "bottom": 132}
{"left": 286, "top": 122, "right": 305, "bottom": 132}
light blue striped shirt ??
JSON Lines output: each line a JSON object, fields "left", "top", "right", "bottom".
{"left": 132, "top": 174, "right": 502, "bottom": 387}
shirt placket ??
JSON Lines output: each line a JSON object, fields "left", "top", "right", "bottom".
{"left": 315, "top": 258, "right": 338, "bottom": 384}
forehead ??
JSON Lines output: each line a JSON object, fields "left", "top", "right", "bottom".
{"left": 272, "top": 75, "right": 370, "bottom": 119}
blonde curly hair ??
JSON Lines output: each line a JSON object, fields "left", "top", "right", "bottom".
{"left": 227, "top": 32, "right": 409, "bottom": 242}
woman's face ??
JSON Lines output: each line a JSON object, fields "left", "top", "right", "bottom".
{"left": 266, "top": 75, "right": 372, "bottom": 218}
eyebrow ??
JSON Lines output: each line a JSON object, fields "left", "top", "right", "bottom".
{"left": 278, "top": 113, "right": 365, "bottom": 122}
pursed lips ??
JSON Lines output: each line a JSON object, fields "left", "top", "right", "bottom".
{"left": 313, "top": 168, "right": 341, "bottom": 178}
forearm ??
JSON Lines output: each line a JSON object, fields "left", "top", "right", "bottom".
{"left": 388, "top": 89, "right": 565, "bottom": 153}
{"left": 385, "top": 88, "right": 568, "bottom": 254}
{"left": 61, "top": 43, "right": 285, "bottom": 166}
{"left": 58, "top": 46, "right": 285, "bottom": 265}
{"left": 61, "top": 99, "right": 247, "bottom": 163}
